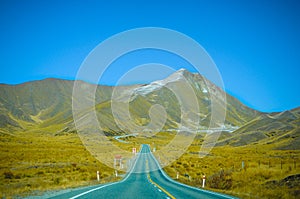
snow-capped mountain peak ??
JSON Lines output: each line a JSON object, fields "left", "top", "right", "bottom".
{"left": 133, "top": 68, "right": 190, "bottom": 96}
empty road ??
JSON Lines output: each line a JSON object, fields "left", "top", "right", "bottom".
{"left": 49, "top": 145, "right": 236, "bottom": 199}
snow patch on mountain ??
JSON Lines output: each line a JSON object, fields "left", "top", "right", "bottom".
{"left": 133, "top": 68, "right": 188, "bottom": 96}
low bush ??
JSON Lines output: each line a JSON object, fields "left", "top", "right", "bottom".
{"left": 208, "top": 170, "right": 233, "bottom": 189}
{"left": 4, "top": 171, "right": 14, "bottom": 179}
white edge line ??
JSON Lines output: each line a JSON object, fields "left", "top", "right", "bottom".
{"left": 69, "top": 181, "right": 119, "bottom": 199}
{"left": 148, "top": 147, "right": 238, "bottom": 199}
{"left": 69, "top": 149, "right": 142, "bottom": 199}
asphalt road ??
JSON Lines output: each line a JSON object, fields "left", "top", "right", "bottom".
{"left": 49, "top": 145, "right": 237, "bottom": 199}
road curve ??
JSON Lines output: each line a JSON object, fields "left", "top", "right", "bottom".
{"left": 49, "top": 145, "right": 237, "bottom": 199}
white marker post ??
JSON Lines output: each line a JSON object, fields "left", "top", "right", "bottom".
{"left": 132, "top": 148, "right": 136, "bottom": 155}
{"left": 115, "top": 170, "right": 118, "bottom": 177}
{"left": 97, "top": 171, "right": 100, "bottom": 181}
{"left": 176, "top": 172, "right": 179, "bottom": 179}
{"left": 202, "top": 175, "right": 206, "bottom": 188}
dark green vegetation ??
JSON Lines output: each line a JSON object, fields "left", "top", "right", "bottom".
{"left": 0, "top": 69, "right": 299, "bottom": 198}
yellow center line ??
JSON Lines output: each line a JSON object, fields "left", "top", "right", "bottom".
{"left": 146, "top": 160, "right": 176, "bottom": 199}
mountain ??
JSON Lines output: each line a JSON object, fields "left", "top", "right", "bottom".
{"left": 0, "top": 79, "right": 113, "bottom": 133}
{"left": 0, "top": 69, "right": 260, "bottom": 136}
{"left": 1, "top": 69, "right": 299, "bottom": 150}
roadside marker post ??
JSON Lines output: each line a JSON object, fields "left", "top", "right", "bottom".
{"left": 114, "top": 155, "right": 122, "bottom": 168}
{"left": 202, "top": 175, "right": 206, "bottom": 188}
{"left": 97, "top": 171, "right": 100, "bottom": 181}
{"left": 132, "top": 148, "right": 136, "bottom": 155}
{"left": 176, "top": 172, "right": 179, "bottom": 179}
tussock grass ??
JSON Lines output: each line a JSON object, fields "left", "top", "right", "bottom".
{"left": 120, "top": 132, "right": 300, "bottom": 199}
{"left": 163, "top": 139, "right": 300, "bottom": 199}
{"left": 0, "top": 128, "right": 117, "bottom": 199}
{"left": 1, "top": 129, "right": 299, "bottom": 199}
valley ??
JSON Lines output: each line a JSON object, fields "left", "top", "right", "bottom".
{"left": 0, "top": 69, "right": 299, "bottom": 198}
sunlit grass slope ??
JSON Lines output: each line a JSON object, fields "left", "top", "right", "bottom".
{"left": 0, "top": 126, "right": 117, "bottom": 199}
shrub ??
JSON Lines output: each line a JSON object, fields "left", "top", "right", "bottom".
{"left": 4, "top": 171, "right": 14, "bottom": 179}
{"left": 53, "top": 177, "right": 62, "bottom": 185}
{"left": 14, "top": 173, "right": 22, "bottom": 179}
{"left": 36, "top": 171, "right": 44, "bottom": 175}
{"left": 208, "top": 170, "right": 232, "bottom": 190}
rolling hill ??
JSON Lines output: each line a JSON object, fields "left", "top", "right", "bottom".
{"left": 0, "top": 68, "right": 299, "bottom": 151}
{"left": 216, "top": 107, "right": 300, "bottom": 149}
{"left": 0, "top": 69, "right": 299, "bottom": 198}
{"left": 0, "top": 69, "right": 260, "bottom": 136}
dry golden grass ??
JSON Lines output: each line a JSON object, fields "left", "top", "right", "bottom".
{"left": 0, "top": 127, "right": 119, "bottom": 199}
{"left": 118, "top": 132, "right": 300, "bottom": 199}
{"left": 1, "top": 129, "right": 299, "bottom": 199}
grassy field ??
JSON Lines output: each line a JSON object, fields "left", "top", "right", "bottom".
{"left": 117, "top": 132, "right": 300, "bottom": 199}
{"left": 1, "top": 130, "right": 299, "bottom": 198}
{"left": 164, "top": 144, "right": 300, "bottom": 199}
{"left": 0, "top": 126, "right": 120, "bottom": 199}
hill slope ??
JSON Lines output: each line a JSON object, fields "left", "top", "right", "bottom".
{"left": 0, "top": 69, "right": 299, "bottom": 198}
{"left": 216, "top": 108, "right": 300, "bottom": 149}
{"left": 0, "top": 69, "right": 259, "bottom": 135}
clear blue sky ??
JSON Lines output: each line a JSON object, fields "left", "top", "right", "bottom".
{"left": 0, "top": 0, "right": 300, "bottom": 112}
